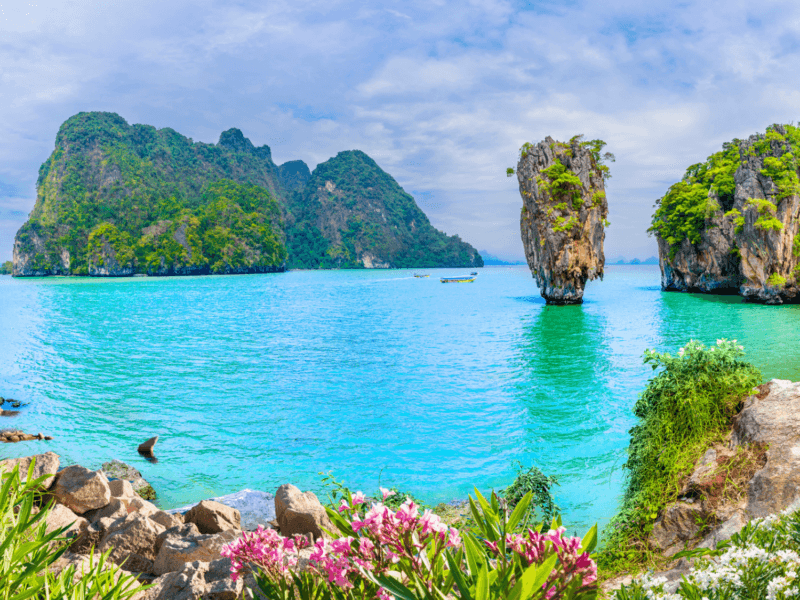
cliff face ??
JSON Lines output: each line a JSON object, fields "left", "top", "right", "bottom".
{"left": 517, "top": 136, "right": 609, "bottom": 304}
{"left": 285, "top": 151, "right": 483, "bottom": 269}
{"left": 13, "top": 112, "right": 481, "bottom": 276}
{"left": 653, "top": 125, "right": 800, "bottom": 304}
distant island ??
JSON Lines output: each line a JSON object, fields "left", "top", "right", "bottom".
{"left": 12, "top": 112, "right": 482, "bottom": 277}
{"left": 0, "top": 261, "right": 11, "bottom": 274}
{"left": 609, "top": 257, "right": 659, "bottom": 265}
{"left": 478, "top": 251, "right": 525, "bottom": 266}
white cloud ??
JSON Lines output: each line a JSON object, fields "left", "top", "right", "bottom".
{"left": 4, "top": 0, "right": 800, "bottom": 261}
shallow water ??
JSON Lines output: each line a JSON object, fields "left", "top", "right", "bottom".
{"left": 1, "top": 265, "right": 799, "bottom": 535}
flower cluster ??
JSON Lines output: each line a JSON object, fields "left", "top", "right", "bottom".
{"left": 220, "top": 525, "right": 308, "bottom": 582}
{"left": 486, "top": 526, "right": 596, "bottom": 597}
{"left": 310, "top": 496, "right": 461, "bottom": 593}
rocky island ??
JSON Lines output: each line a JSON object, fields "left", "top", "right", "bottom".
{"left": 651, "top": 124, "right": 800, "bottom": 304}
{"left": 12, "top": 112, "right": 482, "bottom": 277}
{"left": 514, "top": 135, "right": 611, "bottom": 304}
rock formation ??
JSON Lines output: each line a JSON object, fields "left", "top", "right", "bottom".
{"left": 652, "top": 124, "right": 800, "bottom": 304}
{"left": 516, "top": 136, "right": 610, "bottom": 304}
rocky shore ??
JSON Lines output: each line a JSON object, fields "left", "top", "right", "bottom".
{"left": 0, "top": 452, "right": 337, "bottom": 600}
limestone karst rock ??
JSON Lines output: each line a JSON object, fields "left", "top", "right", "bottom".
{"left": 516, "top": 136, "right": 610, "bottom": 304}
{"left": 652, "top": 124, "right": 800, "bottom": 304}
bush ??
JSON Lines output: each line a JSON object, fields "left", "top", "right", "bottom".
{"left": 599, "top": 339, "right": 762, "bottom": 574}
{"left": 501, "top": 461, "right": 560, "bottom": 528}
{"left": 0, "top": 460, "right": 142, "bottom": 599}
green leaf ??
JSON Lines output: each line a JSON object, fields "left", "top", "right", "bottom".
{"left": 445, "top": 550, "right": 474, "bottom": 600}
{"left": 506, "top": 491, "right": 533, "bottom": 532}
{"left": 580, "top": 524, "right": 598, "bottom": 554}
{"left": 374, "top": 574, "right": 421, "bottom": 600}
{"left": 474, "top": 563, "right": 489, "bottom": 600}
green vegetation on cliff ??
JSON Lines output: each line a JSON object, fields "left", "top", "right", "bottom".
{"left": 14, "top": 112, "right": 481, "bottom": 275}
{"left": 600, "top": 340, "right": 761, "bottom": 574}
{"left": 649, "top": 124, "right": 800, "bottom": 258}
{"left": 0, "top": 261, "right": 11, "bottom": 274}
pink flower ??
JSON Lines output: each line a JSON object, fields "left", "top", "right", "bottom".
{"left": 447, "top": 527, "right": 462, "bottom": 549}
{"left": 484, "top": 540, "right": 499, "bottom": 553}
{"left": 352, "top": 491, "right": 367, "bottom": 506}
{"left": 338, "top": 499, "right": 350, "bottom": 513}
{"left": 380, "top": 487, "right": 395, "bottom": 501}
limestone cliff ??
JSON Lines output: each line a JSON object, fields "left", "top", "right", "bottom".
{"left": 652, "top": 124, "right": 800, "bottom": 304}
{"left": 516, "top": 136, "right": 610, "bottom": 304}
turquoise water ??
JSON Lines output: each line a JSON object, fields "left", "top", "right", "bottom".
{"left": 2, "top": 265, "right": 800, "bottom": 535}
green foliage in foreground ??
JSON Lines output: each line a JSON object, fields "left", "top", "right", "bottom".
{"left": 0, "top": 260, "right": 11, "bottom": 274}
{"left": 615, "top": 506, "right": 800, "bottom": 599}
{"left": 599, "top": 339, "right": 762, "bottom": 574}
{"left": 1, "top": 461, "right": 143, "bottom": 600}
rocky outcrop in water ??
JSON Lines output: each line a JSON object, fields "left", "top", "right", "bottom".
{"left": 516, "top": 136, "right": 609, "bottom": 304}
{"left": 653, "top": 124, "right": 800, "bottom": 304}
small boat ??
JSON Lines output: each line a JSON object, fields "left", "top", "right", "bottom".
{"left": 440, "top": 275, "right": 476, "bottom": 283}
{"left": 470, "top": 272, "right": 478, "bottom": 275}
{"left": 414, "top": 274, "right": 430, "bottom": 278}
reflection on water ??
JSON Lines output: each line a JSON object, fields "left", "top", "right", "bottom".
{"left": 1, "top": 266, "right": 800, "bottom": 536}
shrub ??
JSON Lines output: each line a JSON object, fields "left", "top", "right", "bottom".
{"left": 501, "top": 461, "right": 560, "bottom": 528}
{"left": 599, "top": 340, "right": 762, "bottom": 574}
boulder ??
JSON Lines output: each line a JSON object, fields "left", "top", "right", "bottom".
{"left": 98, "top": 513, "right": 166, "bottom": 573}
{"left": 732, "top": 379, "right": 800, "bottom": 517}
{"left": 52, "top": 466, "right": 111, "bottom": 514}
{"left": 184, "top": 500, "right": 241, "bottom": 534}
{"left": 649, "top": 502, "right": 704, "bottom": 557}
{"left": 151, "top": 511, "right": 182, "bottom": 530}
{"left": 165, "top": 489, "right": 274, "bottom": 531}
{"left": 71, "top": 515, "right": 125, "bottom": 554}
{"left": 0, "top": 452, "right": 60, "bottom": 487}
{"left": 84, "top": 498, "right": 128, "bottom": 524}
{"left": 45, "top": 503, "right": 89, "bottom": 540}
{"left": 109, "top": 479, "right": 135, "bottom": 499}
{"left": 155, "top": 523, "right": 201, "bottom": 555}
{"left": 101, "top": 459, "right": 157, "bottom": 500}
{"left": 139, "top": 560, "right": 207, "bottom": 600}
{"left": 138, "top": 436, "right": 158, "bottom": 453}
{"left": 141, "top": 559, "right": 242, "bottom": 600}
{"left": 152, "top": 530, "right": 237, "bottom": 576}
{"left": 275, "top": 484, "right": 335, "bottom": 540}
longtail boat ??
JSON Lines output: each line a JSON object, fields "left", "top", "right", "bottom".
{"left": 414, "top": 274, "right": 430, "bottom": 278}
{"left": 440, "top": 275, "right": 476, "bottom": 283}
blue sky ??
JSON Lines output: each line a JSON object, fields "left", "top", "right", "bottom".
{"left": 2, "top": 0, "right": 800, "bottom": 262}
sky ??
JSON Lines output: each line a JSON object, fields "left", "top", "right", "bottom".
{"left": 2, "top": 0, "right": 800, "bottom": 263}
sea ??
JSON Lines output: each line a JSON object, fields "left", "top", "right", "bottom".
{"left": 1, "top": 265, "right": 799, "bottom": 536}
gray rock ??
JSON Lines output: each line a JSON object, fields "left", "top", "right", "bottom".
{"left": 52, "top": 466, "right": 111, "bottom": 514}
{"left": 275, "top": 484, "right": 335, "bottom": 541}
{"left": 0, "top": 452, "right": 60, "bottom": 488}
{"left": 184, "top": 500, "right": 241, "bottom": 534}
{"left": 140, "top": 560, "right": 208, "bottom": 600}
{"left": 44, "top": 503, "right": 89, "bottom": 541}
{"left": 155, "top": 523, "right": 201, "bottom": 555}
{"left": 138, "top": 436, "right": 158, "bottom": 453}
{"left": 98, "top": 513, "right": 166, "bottom": 573}
{"left": 516, "top": 136, "right": 608, "bottom": 304}
{"left": 152, "top": 530, "right": 237, "bottom": 576}
{"left": 732, "top": 379, "right": 800, "bottom": 517}
{"left": 649, "top": 502, "right": 704, "bottom": 557}
{"left": 83, "top": 497, "right": 128, "bottom": 524}
{"left": 166, "top": 489, "right": 274, "bottom": 531}
{"left": 109, "top": 479, "right": 135, "bottom": 499}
